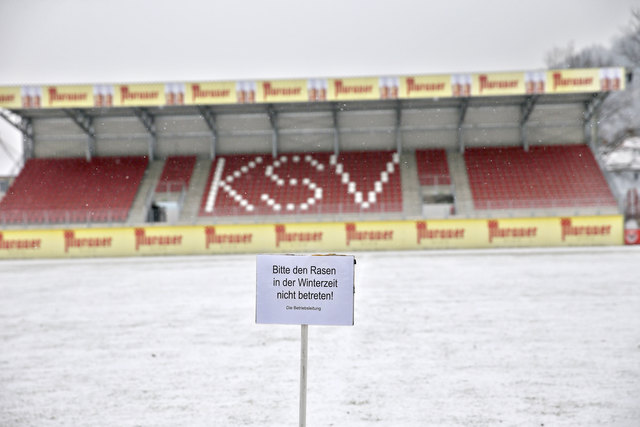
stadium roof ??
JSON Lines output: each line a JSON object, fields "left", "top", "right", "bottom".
{"left": 0, "top": 67, "right": 630, "bottom": 163}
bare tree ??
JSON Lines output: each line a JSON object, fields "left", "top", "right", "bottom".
{"left": 613, "top": 9, "right": 640, "bottom": 68}
{"left": 545, "top": 42, "right": 615, "bottom": 69}
{"left": 545, "top": 9, "right": 640, "bottom": 148}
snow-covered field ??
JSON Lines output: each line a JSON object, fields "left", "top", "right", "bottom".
{"left": 1, "top": 247, "right": 639, "bottom": 426}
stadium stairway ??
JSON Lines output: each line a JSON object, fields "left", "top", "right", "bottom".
{"left": 126, "top": 159, "right": 165, "bottom": 224}
{"left": 400, "top": 152, "right": 422, "bottom": 217}
{"left": 179, "top": 158, "right": 213, "bottom": 224}
{"left": 447, "top": 150, "right": 474, "bottom": 216}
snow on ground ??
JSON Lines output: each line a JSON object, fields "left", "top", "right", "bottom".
{"left": 1, "top": 247, "right": 639, "bottom": 426}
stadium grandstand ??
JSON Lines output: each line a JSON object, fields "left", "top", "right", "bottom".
{"left": 0, "top": 67, "right": 634, "bottom": 254}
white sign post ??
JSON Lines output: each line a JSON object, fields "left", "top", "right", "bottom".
{"left": 256, "top": 254, "right": 355, "bottom": 427}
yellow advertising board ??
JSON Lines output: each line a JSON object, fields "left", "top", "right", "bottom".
{"left": 0, "top": 67, "right": 626, "bottom": 109}
{"left": 400, "top": 75, "right": 451, "bottom": 99}
{"left": 42, "top": 85, "right": 94, "bottom": 108}
{"left": 414, "top": 219, "right": 470, "bottom": 249}
{"left": 203, "top": 224, "right": 270, "bottom": 253}
{"left": 471, "top": 72, "right": 525, "bottom": 96}
{"left": 256, "top": 79, "right": 308, "bottom": 103}
{"left": 185, "top": 81, "right": 236, "bottom": 105}
{"left": 0, "top": 215, "right": 623, "bottom": 259}
{"left": 0, "top": 86, "right": 22, "bottom": 109}
{"left": 546, "top": 68, "right": 601, "bottom": 94}
{"left": 0, "top": 229, "right": 57, "bottom": 258}
{"left": 61, "top": 228, "right": 129, "bottom": 257}
{"left": 327, "top": 77, "right": 380, "bottom": 101}
{"left": 602, "top": 67, "right": 626, "bottom": 91}
{"left": 413, "top": 216, "right": 621, "bottom": 249}
{"left": 113, "top": 83, "right": 165, "bottom": 107}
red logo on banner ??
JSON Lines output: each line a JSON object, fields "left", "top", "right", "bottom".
{"left": 191, "top": 84, "right": 231, "bottom": 102}
{"left": 262, "top": 82, "right": 302, "bottom": 100}
{"left": 416, "top": 221, "right": 465, "bottom": 244}
{"left": 204, "top": 226, "right": 252, "bottom": 248}
{"left": 552, "top": 72, "right": 594, "bottom": 90}
{"left": 0, "top": 232, "right": 41, "bottom": 250}
{"left": 406, "top": 78, "right": 445, "bottom": 96}
{"left": 345, "top": 223, "right": 393, "bottom": 246}
{"left": 560, "top": 218, "right": 611, "bottom": 241}
{"left": 64, "top": 230, "right": 112, "bottom": 253}
{"left": 120, "top": 86, "right": 159, "bottom": 102}
{"left": 334, "top": 80, "right": 373, "bottom": 96}
{"left": 274, "top": 224, "right": 322, "bottom": 247}
{"left": 0, "top": 94, "right": 16, "bottom": 103}
{"left": 48, "top": 87, "right": 88, "bottom": 105}
{"left": 487, "top": 220, "right": 537, "bottom": 243}
{"left": 477, "top": 75, "right": 518, "bottom": 93}
{"left": 134, "top": 228, "right": 182, "bottom": 251}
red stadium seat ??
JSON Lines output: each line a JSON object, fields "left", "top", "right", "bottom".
{"left": 199, "top": 151, "right": 403, "bottom": 216}
{"left": 464, "top": 145, "right": 617, "bottom": 210}
{"left": 156, "top": 155, "right": 196, "bottom": 193}
{"left": 0, "top": 156, "right": 148, "bottom": 224}
{"left": 415, "top": 149, "right": 451, "bottom": 186}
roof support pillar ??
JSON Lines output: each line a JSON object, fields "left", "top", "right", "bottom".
{"left": 332, "top": 105, "right": 340, "bottom": 156}
{"left": 519, "top": 95, "right": 538, "bottom": 152}
{"left": 0, "top": 109, "right": 34, "bottom": 165}
{"left": 64, "top": 109, "right": 96, "bottom": 161}
{"left": 267, "top": 105, "right": 279, "bottom": 158}
{"left": 134, "top": 108, "right": 157, "bottom": 161}
{"left": 395, "top": 102, "right": 403, "bottom": 155}
{"left": 198, "top": 106, "right": 218, "bottom": 160}
{"left": 21, "top": 118, "right": 34, "bottom": 164}
{"left": 583, "top": 92, "right": 608, "bottom": 150}
{"left": 457, "top": 99, "right": 468, "bottom": 154}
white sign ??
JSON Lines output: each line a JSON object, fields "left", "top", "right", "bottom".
{"left": 256, "top": 254, "right": 355, "bottom": 325}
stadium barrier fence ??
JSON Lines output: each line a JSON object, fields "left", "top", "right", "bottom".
{"left": 0, "top": 215, "right": 623, "bottom": 259}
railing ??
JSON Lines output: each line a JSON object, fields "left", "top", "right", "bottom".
{"left": 155, "top": 180, "right": 187, "bottom": 193}
{"left": 0, "top": 197, "right": 621, "bottom": 227}
{"left": 471, "top": 197, "right": 619, "bottom": 211}
{"left": 591, "top": 145, "right": 626, "bottom": 212}
{"left": 420, "top": 174, "right": 452, "bottom": 187}
{"left": 0, "top": 208, "right": 129, "bottom": 227}
{"left": 420, "top": 174, "right": 455, "bottom": 201}
{"left": 200, "top": 201, "right": 404, "bottom": 217}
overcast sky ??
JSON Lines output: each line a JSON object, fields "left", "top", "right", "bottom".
{"left": 0, "top": 0, "right": 637, "bottom": 175}
{"left": 0, "top": 0, "right": 637, "bottom": 86}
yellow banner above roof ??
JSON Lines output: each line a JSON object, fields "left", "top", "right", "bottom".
{"left": 185, "top": 81, "right": 236, "bottom": 105}
{"left": 0, "top": 67, "right": 626, "bottom": 110}
{"left": 113, "top": 83, "right": 165, "bottom": 107}
{"left": 257, "top": 79, "right": 308, "bottom": 103}
{"left": 546, "top": 68, "right": 601, "bottom": 94}
{"left": 327, "top": 77, "right": 380, "bottom": 101}
{"left": 400, "top": 75, "right": 450, "bottom": 98}
{"left": 42, "top": 85, "right": 94, "bottom": 108}
{"left": 0, "top": 86, "right": 21, "bottom": 109}
{"left": 471, "top": 72, "right": 525, "bottom": 96}
{"left": 599, "top": 67, "right": 626, "bottom": 91}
